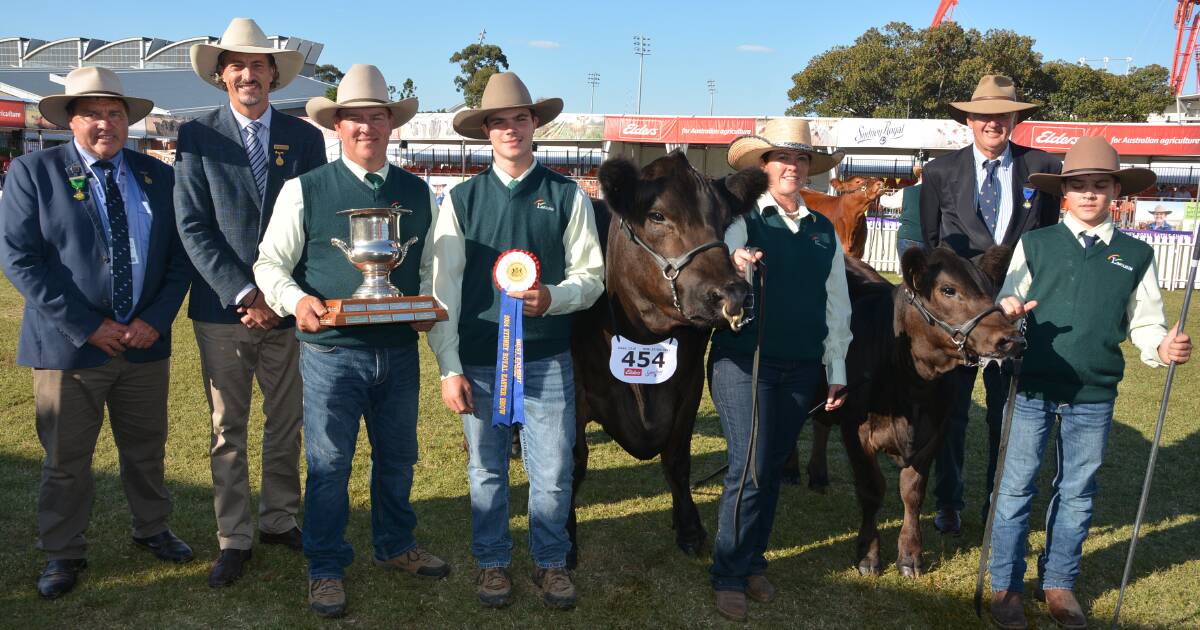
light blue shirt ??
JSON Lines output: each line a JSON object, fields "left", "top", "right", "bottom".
{"left": 228, "top": 104, "right": 273, "bottom": 305}
{"left": 972, "top": 143, "right": 1013, "bottom": 241}
{"left": 75, "top": 140, "right": 152, "bottom": 323}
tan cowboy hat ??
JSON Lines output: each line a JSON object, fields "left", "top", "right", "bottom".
{"left": 305, "top": 64, "right": 417, "bottom": 131}
{"left": 451, "top": 72, "right": 563, "bottom": 140}
{"left": 38, "top": 67, "right": 154, "bottom": 129}
{"left": 1152, "top": 205, "right": 1172, "bottom": 215}
{"left": 948, "top": 74, "right": 1039, "bottom": 125}
{"left": 191, "top": 17, "right": 304, "bottom": 90}
{"left": 726, "top": 118, "right": 844, "bottom": 173}
{"left": 1028, "top": 136, "right": 1156, "bottom": 194}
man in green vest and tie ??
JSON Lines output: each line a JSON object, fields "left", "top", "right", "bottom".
{"left": 254, "top": 64, "right": 449, "bottom": 619}
{"left": 428, "top": 72, "right": 604, "bottom": 609}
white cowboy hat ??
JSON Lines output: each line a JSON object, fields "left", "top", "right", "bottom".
{"left": 726, "top": 118, "right": 844, "bottom": 173}
{"left": 190, "top": 17, "right": 305, "bottom": 90}
{"left": 451, "top": 72, "right": 563, "bottom": 140}
{"left": 948, "top": 74, "right": 1039, "bottom": 125}
{"left": 38, "top": 67, "right": 154, "bottom": 129}
{"left": 305, "top": 64, "right": 417, "bottom": 131}
{"left": 1028, "top": 136, "right": 1156, "bottom": 194}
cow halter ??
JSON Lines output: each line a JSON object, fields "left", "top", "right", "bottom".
{"left": 903, "top": 287, "right": 1003, "bottom": 367}
{"left": 619, "top": 219, "right": 726, "bottom": 314}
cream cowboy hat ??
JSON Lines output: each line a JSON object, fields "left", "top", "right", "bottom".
{"left": 726, "top": 118, "right": 844, "bottom": 173}
{"left": 451, "top": 72, "right": 563, "bottom": 140}
{"left": 1028, "top": 136, "right": 1156, "bottom": 194}
{"left": 948, "top": 74, "right": 1039, "bottom": 125}
{"left": 38, "top": 67, "right": 154, "bottom": 129}
{"left": 190, "top": 17, "right": 304, "bottom": 90}
{"left": 1152, "top": 205, "right": 1172, "bottom": 215}
{"left": 305, "top": 64, "right": 417, "bottom": 131}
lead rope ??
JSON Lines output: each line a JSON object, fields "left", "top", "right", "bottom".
{"left": 732, "top": 252, "right": 766, "bottom": 547}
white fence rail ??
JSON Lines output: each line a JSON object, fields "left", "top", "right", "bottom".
{"left": 863, "top": 219, "right": 1198, "bottom": 290}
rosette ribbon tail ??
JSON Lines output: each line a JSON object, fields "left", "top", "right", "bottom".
{"left": 491, "top": 289, "right": 526, "bottom": 427}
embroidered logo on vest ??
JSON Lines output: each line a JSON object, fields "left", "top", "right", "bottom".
{"left": 534, "top": 198, "right": 555, "bottom": 212}
{"left": 810, "top": 234, "right": 829, "bottom": 249}
{"left": 1107, "top": 253, "right": 1134, "bottom": 271}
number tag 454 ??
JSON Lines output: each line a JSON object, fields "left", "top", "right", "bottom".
{"left": 608, "top": 335, "right": 679, "bottom": 384}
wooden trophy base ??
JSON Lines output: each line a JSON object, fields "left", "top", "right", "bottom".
{"left": 319, "top": 295, "right": 449, "bottom": 327}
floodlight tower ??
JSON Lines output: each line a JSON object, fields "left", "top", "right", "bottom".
{"left": 587, "top": 72, "right": 600, "bottom": 113}
{"left": 634, "top": 34, "right": 651, "bottom": 114}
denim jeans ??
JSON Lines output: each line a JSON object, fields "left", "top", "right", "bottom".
{"left": 461, "top": 351, "right": 576, "bottom": 569}
{"left": 989, "top": 393, "right": 1115, "bottom": 592}
{"left": 707, "top": 346, "right": 822, "bottom": 591}
{"left": 934, "top": 362, "right": 1011, "bottom": 515}
{"left": 299, "top": 341, "right": 421, "bottom": 579}
{"left": 895, "top": 238, "right": 924, "bottom": 259}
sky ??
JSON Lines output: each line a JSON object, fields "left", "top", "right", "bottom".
{"left": 3, "top": 0, "right": 1186, "bottom": 117}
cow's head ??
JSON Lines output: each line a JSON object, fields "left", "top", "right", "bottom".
{"left": 899, "top": 244, "right": 1023, "bottom": 375}
{"left": 600, "top": 151, "right": 767, "bottom": 333}
{"left": 832, "top": 176, "right": 886, "bottom": 201}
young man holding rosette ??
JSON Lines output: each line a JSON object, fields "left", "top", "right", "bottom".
{"left": 428, "top": 72, "right": 603, "bottom": 609}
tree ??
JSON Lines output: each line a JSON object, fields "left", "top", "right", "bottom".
{"left": 388, "top": 78, "right": 417, "bottom": 101}
{"left": 449, "top": 43, "right": 509, "bottom": 107}
{"left": 315, "top": 64, "right": 344, "bottom": 101}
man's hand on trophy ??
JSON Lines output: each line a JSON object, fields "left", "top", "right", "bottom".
{"left": 508, "top": 282, "right": 552, "bottom": 317}
{"left": 295, "top": 295, "right": 330, "bottom": 333}
{"left": 238, "top": 289, "right": 281, "bottom": 330}
{"left": 441, "top": 374, "right": 475, "bottom": 414}
{"left": 411, "top": 320, "right": 435, "bottom": 332}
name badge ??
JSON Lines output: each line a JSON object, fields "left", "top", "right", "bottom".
{"left": 609, "top": 335, "right": 679, "bottom": 384}
{"left": 128, "top": 237, "right": 140, "bottom": 266}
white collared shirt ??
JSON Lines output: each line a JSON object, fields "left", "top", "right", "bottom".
{"left": 999, "top": 213, "right": 1169, "bottom": 367}
{"left": 228, "top": 104, "right": 274, "bottom": 305}
{"left": 723, "top": 191, "right": 854, "bottom": 386}
{"left": 972, "top": 142, "right": 1014, "bottom": 241}
{"left": 253, "top": 156, "right": 440, "bottom": 318}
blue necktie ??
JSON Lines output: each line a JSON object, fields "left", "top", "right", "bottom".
{"left": 979, "top": 159, "right": 1001, "bottom": 236}
{"left": 1081, "top": 233, "right": 1099, "bottom": 249}
{"left": 245, "top": 120, "right": 267, "bottom": 200}
{"left": 95, "top": 160, "right": 133, "bottom": 318}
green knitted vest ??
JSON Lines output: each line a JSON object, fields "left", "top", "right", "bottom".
{"left": 450, "top": 164, "right": 576, "bottom": 366}
{"left": 292, "top": 160, "right": 432, "bottom": 348}
{"left": 1020, "top": 223, "right": 1154, "bottom": 403}
{"left": 712, "top": 208, "right": 836, "bottom": 360}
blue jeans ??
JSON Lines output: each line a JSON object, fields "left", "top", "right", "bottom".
{"left": 707, "top": 347, "right": 822, "bottom": 591}
{"left": 895, "top": 238, "right": 924, "bottom": 258}
{"left": 934, "top": 362, "right": 1010, "bottom": 515}
{"left": 299, "top": 341, "right": 421, "bottom": 579}
{"left": 461, "top": 351, "right": 576, "bottom": 569}
{"left": 989, "top": 394, "right": 1115, "bottom": 592}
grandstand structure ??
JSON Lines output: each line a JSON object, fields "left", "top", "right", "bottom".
{"left": 0, "top": 35, "right": 324, "bottom": 75}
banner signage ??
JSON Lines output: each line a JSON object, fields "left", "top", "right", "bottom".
{"left": 0, "top": 100, "right": 24, "bottom": 128}
{"left": 1012, "top": 122, "right": 1200, "bottom": 156}
{"left": 603, "top": 116, "right": 755, "bottom": 144}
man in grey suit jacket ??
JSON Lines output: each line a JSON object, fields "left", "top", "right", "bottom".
{"left": 0, "top": 67, "right": 194, "bottom": 599}
{"left": 174, "top": 17, "right": 326, "bottom": 588}
{"left": 919, "top": 75, "right": 1062, "bottom": 538}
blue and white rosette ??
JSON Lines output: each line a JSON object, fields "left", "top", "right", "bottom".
{"left": 491, "top": 250, "right": 539, "bottom": 428}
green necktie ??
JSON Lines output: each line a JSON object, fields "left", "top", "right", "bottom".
{"left": 365, "top": 172, "right": 384, "bottom": 190}
{"left": 507, "top": 178, "right": 519, "bottom": 190}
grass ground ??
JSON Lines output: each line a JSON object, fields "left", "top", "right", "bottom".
{"left": 0, "top": 274, "right": 1196, "bottom": 629}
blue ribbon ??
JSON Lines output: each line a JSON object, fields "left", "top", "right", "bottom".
{"left": 492, "top": 289, "right": 526, "bottom": 427}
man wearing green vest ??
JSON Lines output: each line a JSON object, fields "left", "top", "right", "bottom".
{"left": 254, "top": 64, "right": 450, "bottom": 619}
{"left": 427, "top": 72, "right": 603, "bottom": 609}
{"left": 895, "top": 165, "right": 924, "bottom": 257}
{"left": 987, "top": 137, "right": 1192, "bottom": 629}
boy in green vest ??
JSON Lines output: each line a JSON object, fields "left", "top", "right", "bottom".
{"left": 427, "top": 73, "right": 603, "bottom": 609}
{"left": 254, "top": 65, "right": 450, "bottom": 619}
{"left": 988, "top": 136, "right": 1192, "bottom": 629}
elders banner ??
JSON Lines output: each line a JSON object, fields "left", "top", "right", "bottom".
{"left": 1011, "top": 122, "right": 1200, "bottom": 156}
{"left": 603, "top": 116, "right": 755, "bottom": 144}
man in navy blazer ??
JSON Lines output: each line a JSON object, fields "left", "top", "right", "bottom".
{"left": 0, "top": 67, "right": 194, "bottom": 599}
{"left": 173, "top": 18, "right": 326, "bottom": 588}
{"left": 919, "top": 75, "right": 1062, "bottom": 537}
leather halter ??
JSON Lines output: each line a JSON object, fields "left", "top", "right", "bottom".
{"left": 618, "top": 219, "right": 726, "bottom": 314}
{"left": 903, "top": 287, "right": 1004, "bottom": 367}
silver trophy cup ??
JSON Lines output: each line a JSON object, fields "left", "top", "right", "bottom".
{"left": 330, "top": 207, "right": 419, "bottom": 299}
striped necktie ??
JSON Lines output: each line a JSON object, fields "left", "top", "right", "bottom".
{"left": 978, "top": 159, "right": 1001, "bottom": 236}
{"left": 365, "top": 172, "right": 384, "bottom": 190}
{"left": 507, "top": 177, "right": 519, "bottom": 190}
{"left": 245, "top": 120, "right": 267, "bottom": 200}
{"left": 95, "top": 160, "right": 133, "bottom": 318}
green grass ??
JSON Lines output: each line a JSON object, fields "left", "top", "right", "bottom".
{"left": 0, "top": 274, "right": 1196, "bottom": 628}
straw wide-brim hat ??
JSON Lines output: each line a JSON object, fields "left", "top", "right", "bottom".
{"left": 191, "top": 17, "right": 304, "bottom": 90}
{"left": 726, "top": 118, "right": 844, "bottom": 173}
{"left": 948, "top": 74, "right": 1039, "bottom": 125}
{"left": 451, "top": 72, "right": 563, "bottom": 140}
{"left": 1028, "top": 136, "right": 1156, "bottom": 194}
{"left": 38, "top": 66, "right": 154, "bottom": 129}
{"left": 305, "top": 64, "right": 417, "bottom": 131}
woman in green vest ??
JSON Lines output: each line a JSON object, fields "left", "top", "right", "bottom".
{"left": 987, "top": 137, "right": 1192, "bottom": 629}
{"left": 706, "top": 119, "right": 853, "bottom": 622}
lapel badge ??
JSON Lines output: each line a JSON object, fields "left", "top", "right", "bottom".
{"left": 273, "top": 144, "right": 289, "bottom": 167}
{"left": 141, "top": 171, "right": 153, "bottom": 185}
{"left": 67, "top": 165, "right": 88, "bottom": 201}
{"left": 1022, "top": 186, "right": 1035, "bottom": 210}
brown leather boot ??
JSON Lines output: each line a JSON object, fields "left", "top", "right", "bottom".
{"left": 1044, "top": 588, "right": 1087, "bottom": 629}
{"left": 715, "top": 589, "right": 748, "bottom": 622}
{"left": 746, "top": 574, "right": 777, "bottom": 603}
{"left": 990, "top": 590, "right": 1028, "bottom": 629}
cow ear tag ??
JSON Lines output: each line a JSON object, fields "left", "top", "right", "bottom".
{"left": 609, "top": 335, "right": 680, "bottom": 384}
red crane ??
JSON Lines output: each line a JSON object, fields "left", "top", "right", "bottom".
{"left": 1171, "top": 0, "right": 1200, "bottom": 94}
{"left": 931, "top": 0, "right": 960, "bottom": 27}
